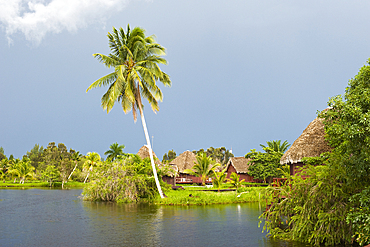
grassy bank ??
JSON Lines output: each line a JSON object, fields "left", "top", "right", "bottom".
{"left": 0, "top": 180, "right": 85, "bottom": 188}
{"left": 154, "top": 186, "right": 268, "bottom": 205}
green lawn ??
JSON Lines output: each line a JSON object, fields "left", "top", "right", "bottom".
{"left": 0, "top": 180, "right": 85, "bottom": 188}
{"left": 154, "top": 186, "right": 268, "bottom": 205}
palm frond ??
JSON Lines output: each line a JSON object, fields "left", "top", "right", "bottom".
{"left": 86, "top": 72, "right": 117, "bottom": 92}
{"left": 93, "top": 53, "right": 120, "bottom": 68}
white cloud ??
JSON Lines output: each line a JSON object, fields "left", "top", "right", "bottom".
{"left": 0, "top": 0, "right": 129, "bottom": 44}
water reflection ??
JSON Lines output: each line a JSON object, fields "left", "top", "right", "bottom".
{"left": 0, "top": 189, "right": 310, "bottom": 247}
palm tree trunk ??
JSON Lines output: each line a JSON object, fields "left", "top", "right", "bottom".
{"left": 68, "top": 162, "right": 78, "bottom": 180}
{"left": 84, "top": 169, "right": 91, "bottom": 183}
{"left": 139, "top": 111, "right": 165, "bottom": 199}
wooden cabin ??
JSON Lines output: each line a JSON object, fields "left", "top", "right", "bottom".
{"left": 280, "top": 116, "right": 332, "bottom": 176}
{"left": 169, "top": 151, "right": 212, "bottom": 184}
{"left": 225, "top": 157, "right": 255, "bottom": 182}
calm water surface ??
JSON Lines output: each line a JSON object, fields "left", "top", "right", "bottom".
{"left": 0, "top": 188, "right": 310, "bottom": 247}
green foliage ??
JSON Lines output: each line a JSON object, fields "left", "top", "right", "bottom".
{"left": 245, "top": 147, "right": 283, "bottom": 184}
{"left": 83, "top": 152, "right": 101, "bottom": 183}
{"left": 82, "top": 154, "right": 160, "bottom": 203}
{"left": 0, "top": 147, "right": 5, "bottom": 161}
{"left": 7, "top": 157, "right": 35, "bottom": 184}
{"left": 193, "top": 147, "right": 234, "bottom": 166}
{"left": 261, "top": 164, "right": 352, "bottom": 246}
{"left": 347, "top": 188, "right": 370, "bottom": 245}
{"left": 86, "top": 25, "right": 171, "bottom": 116}
{"left": 260, "top": 140, "right": 290, "bottom": 153}
{"left": 162, "top": 149, "right": 177, "bottom": 164}
{"left": 156, "top": 187, "right": 268, "bottom": 205}
{"left": 301, "top": 153, "right": 329, "bottom": 166}
{"left": 212, "top": 168, "right": 227, "bottom": 192}
{"left": 41, "top": 165, "right": 60, "bottom": 187}
{"left": 316, "top": 59, "right": 370, "bottom": 245}
{"left": 26, "top": 144, "right": 44, "bottom": 170}
{"left": 227, "top": 172, "right": 245, "bottom": 190}
{"left": 104, "top": 142, "right": 125, "bottom": 161}
{"left": 183, "top": 152, "right": 217, "bottom": 186}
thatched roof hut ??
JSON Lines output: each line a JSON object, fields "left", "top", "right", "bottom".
{"left": 280, "top": 116, "right": 332, "bottom": 165}
{"left": 169, "top": 150, "right": 198, "bottom": 172}
{"left": 225, "top": 157, "right": 255, "bottom": 182}
{"left": 225, "top": 157, "right": 252, "bottom": 173}
{"left": 137, "top": 145, "right": 161, "bottom": 165}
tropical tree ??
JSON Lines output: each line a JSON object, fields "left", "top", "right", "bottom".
{"left": 260, "top": 140, "right": 290, "bottom": 153}
{"left": 162, "top": 149, "right": 176, "bottom": 164}
{"left": 183, "top": 153, "right": 217, "bottom": 186}
{"left": 212, "top": 168, "right": 227, "bottom": 192}
{"left": 86, "top": 25, "right": 171, "bottom": 198}
{"left": 0, "top": 157, "right": 9, "bottom": 180}
{"left": 193, "top": 147, "right": 234, "bottom": 166}
{"left": 26, "top": 144, "right": 44, "bottom": 170}
{"left": 68, "top": 151, "right": 83, "bottom": 180}
{"left": 8, "top": 157, "right": 35, "bottom": 184}
{"left": 245, "top": 147, "right": 284, "bottom": 184}
{"left": 104, "top": 142, "right": 125, "bottom": 161}
{"left": 42, "top": 165, "right": 60, "bottom": 187}
{"left": 83, "top": 152, "right": 101, "bottom": 183}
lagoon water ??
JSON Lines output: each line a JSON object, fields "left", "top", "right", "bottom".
{"left": 0, "top": 188, "right": 307, "bottom": 247}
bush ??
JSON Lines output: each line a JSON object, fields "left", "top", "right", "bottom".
{"left": 82, "top": 154, "right": 162, "bottom": 203}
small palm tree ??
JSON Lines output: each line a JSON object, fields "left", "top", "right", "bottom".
{"left": 104, "top": 143, "right": 125, "bottom": 161}
{"left": 83, "top": 152, "right": 101, "bottom": 183}
{"left": 227, "top": 172, "right": 245, "bottom": 195}
{"left": 260, "top": 140, "right": 290, "bottom": 153}
{"left": 8, "top": 157, "right": 35, "bottom": 184}
{"left": 184, "top": 153, "right": 217, "bottom": 186}
{"left": 212, "top": 168, "right": 227, "bottom": 192}
{"left": 86, "top": 26, "right": 171, "bottom": 198}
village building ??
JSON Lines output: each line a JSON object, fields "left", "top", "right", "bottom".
{"left": 136, "top": 145, "right": 162, "bottom": 165}
{"left": 225, "top": 157, "right": 255, "bottom": 182}
{"left": 169, "top": 150, "right": 212, "bottom": 184}
{"left": 280, "top": 116, "right": 332, "bottom": 175}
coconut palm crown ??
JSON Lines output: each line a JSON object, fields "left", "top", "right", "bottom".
{"left": 104, "top": 142, "right": 125, "bottom": 161}
{"left": 184, "top": 153, "right": 217, "bottom": 186}
{"left": 260, "top": 140, "right": 290, "bottom": 153}
{"left": 86, "top": 25, "right": 171, "bottom": 118}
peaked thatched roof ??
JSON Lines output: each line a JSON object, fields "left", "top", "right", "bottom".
{"left": 137, "top": 145, "right": 161, "bottom": 165}
{"left": 225, "top": 157, "right": 252, "bottom": 173}
{"left": 169, "top": 150, "right": 198, "bottom": 172}
{"left": 280, "top": 117, "right": 332, "bottom": 165}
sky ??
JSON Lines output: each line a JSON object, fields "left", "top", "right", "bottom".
{"left": 1, "top": 0, "right": 370, "bottom": 160}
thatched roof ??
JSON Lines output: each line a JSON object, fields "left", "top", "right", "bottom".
{"left": 169, "top": 150, "right": 198, "bottom": 172}
{"left": 137, "top": 145, "right": 161, "bottom": 165}
{"left": 225, "top": 157, "right": 252, "bottom": 173}
{"left": 280, "top": 117, "right": 332, "bottom": 165}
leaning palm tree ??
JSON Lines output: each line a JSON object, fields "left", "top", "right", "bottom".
{"left": 184, "top": 153, "right": 217, "bottom": 186}
{"left": 68, "top": 151, "right": 83, "bottom": 180}
{"left": 83, "top": 152, "right": 101, "bottom": 183}
{"left": 104, "top": 142, "right": 125, "bottom": 161}
{"left": 260, "top": 140, "right": 290, "bottom": 153}
{"left": 86, "top": 25, "right": 171, "bottom": 198}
